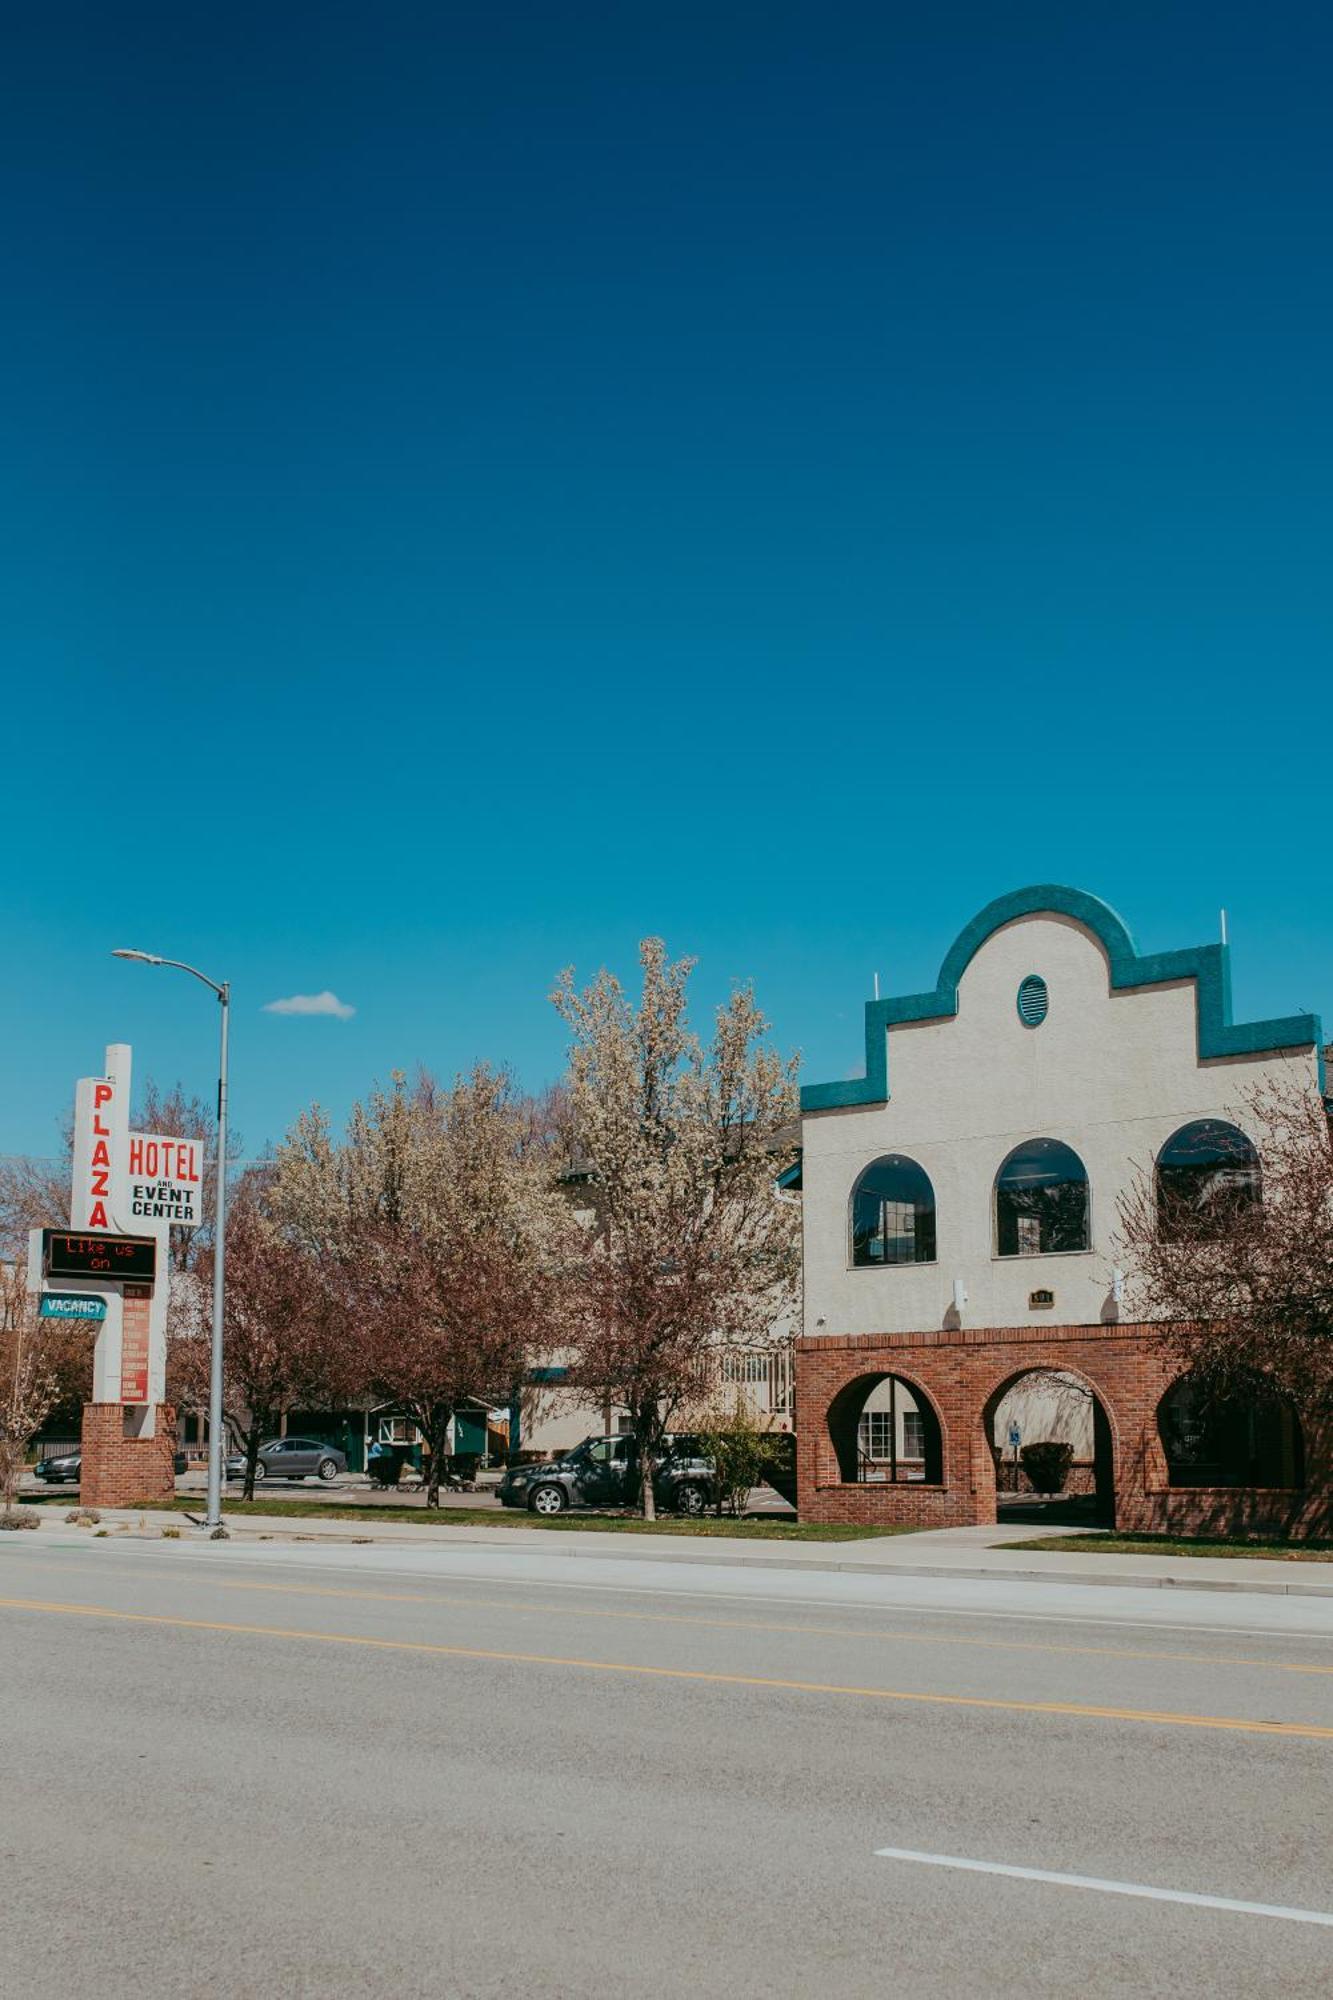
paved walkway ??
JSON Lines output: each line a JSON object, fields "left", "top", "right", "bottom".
{"left": 55, "top": 1506, "right": 1333, "bottom": 1598}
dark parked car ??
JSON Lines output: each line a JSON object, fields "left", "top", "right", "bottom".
{"left": 224, "top": 1437, "right": 347, "bottom": 1483}
{"left": 36, "top": 1449, "right": 191, "bottom": 1482}
{"left": 34, "top": 1450, "right": 81, "bottom": 1484}
{"left": 498, "top": 1434, "right": 718, "bottom": 1517}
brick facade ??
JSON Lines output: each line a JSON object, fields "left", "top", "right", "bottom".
{"left": 80, "top": 1402, "right": 177, "bottom": 1508}
{"left": 795, "top": 1326, "right": 1333, "bottom": 1539}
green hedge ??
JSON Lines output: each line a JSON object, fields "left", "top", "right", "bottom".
{"left": 1019, "top": 1440, "right": 1074, "bottom": 1493}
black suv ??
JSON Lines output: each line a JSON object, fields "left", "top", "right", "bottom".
{"left": 498, "top": 1434, "right": 716, "bottom": 1516}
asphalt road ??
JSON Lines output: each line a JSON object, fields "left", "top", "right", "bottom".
{"left": 2, "top": 1533, "right": 1331, "bottom": 1999}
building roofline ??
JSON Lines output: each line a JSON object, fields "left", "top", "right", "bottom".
{"left": 802, "top": 884, "right": 1324, "bottom": 1113}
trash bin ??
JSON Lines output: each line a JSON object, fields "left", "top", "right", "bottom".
{"left": 366, "top": 1443, "right": 403, "bottom": 1488}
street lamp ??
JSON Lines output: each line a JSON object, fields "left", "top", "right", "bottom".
{"left": 112, "top": 949, "right": 230, "bottom": 1532}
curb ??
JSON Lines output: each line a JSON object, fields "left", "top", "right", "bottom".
{"left": 82, "top": 1511, "right": 1333, "bottom": 1600}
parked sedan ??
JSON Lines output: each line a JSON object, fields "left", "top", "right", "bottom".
{"left": 224, "top": 1437, "right": 347, "bottom": 1483}
{"left": 36, "top": 1450, "right": 190, "bottom": 1482}
{"left": 34, "top": 1450, "right": 81, "bottom": 1484}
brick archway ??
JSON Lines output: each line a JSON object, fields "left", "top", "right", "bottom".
{"left": 796, "top": 1325, "right": 1333, "bottom": 1535}
{"left": 796, "top": 1326, "right": 1174, "bottom": 1530}
{"left": 982, "top": 1363, "right": 1119, "bottom": 1527}
{"left": 825, "top": 1368, "right": 947, "bottom": 1487}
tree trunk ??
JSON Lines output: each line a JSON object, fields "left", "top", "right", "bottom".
{"left": 423, "top": 1403, "right": 452, "bottom": 1509}
{"left": 242, "top": 1415, "right": 268, "bottom": 1503}
{"left": 635, "top": 1394, "right": 659, "bottom": 1521}
{"left": 0, "top": 1441, "right": 21, "bottom": 1519}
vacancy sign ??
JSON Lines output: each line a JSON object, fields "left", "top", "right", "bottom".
{"left": 40, "top": 1293, "right": 108, "bottom": 1323}
{"left": 126, "top": 1134, "right": 203, "bottom": 1229}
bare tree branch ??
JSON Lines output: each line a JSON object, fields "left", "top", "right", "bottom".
{"left": 1117, "top": 1074, "right": 1333, "bottom": 1412}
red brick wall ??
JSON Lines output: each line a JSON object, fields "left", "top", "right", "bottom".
{"left": 1117, "top": 1485, "right": 1332, "bottom": 1539}
{"left": 997, "top": 1461, "right": 1097, "bottom": 1497}
{"left": 80, "top": 1403, "right": 177, "bottom": 1508}
{"left": 795, "top": 1326, "right": 1333, "bottom": 1540}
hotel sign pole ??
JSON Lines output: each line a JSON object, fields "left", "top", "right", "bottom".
{"left": 112, "top": 951, "right": 231, "bottom": 1533}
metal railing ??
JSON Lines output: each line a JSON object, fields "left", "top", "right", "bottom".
{"left": 856, "top": 1452, "right": 926, "bottom": 1484}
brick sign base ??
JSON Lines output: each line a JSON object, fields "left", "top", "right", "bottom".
{"left": 79, "top": 1402, "right": 177, "bottom": 1508}
{"left": 795, "top": 1325, "right": 1332, "bottom": 1540}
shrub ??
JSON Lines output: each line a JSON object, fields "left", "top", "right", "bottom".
{"left": 66, "top": 1508, "right": 101, "bottom": 1527}
{"left": 160, "top": 1526, "right": 182, "bottom": 1539}
{"left": 1020, "top": 1441, "right": 1075, "bottom": 1493}
{"left": 0, "top": 1509, "right": 40, "bottom": 1531}
{"left": 690, "top": 1400, "right": 790, "bottom": 1516}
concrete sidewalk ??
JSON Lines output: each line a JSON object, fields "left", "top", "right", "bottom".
{"left": 53, "top": 1505, "right": 1333, "bottom": 1599}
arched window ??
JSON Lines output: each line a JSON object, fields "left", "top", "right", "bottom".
{"left": 994, "top": 1138, "right": 1089, "bottom": 1257}
{"left": 850, "top": 1155, "right": 937, "bottom": 1267}
{"left": 1156, "top": 1120, "right": 1261, "bottom": 1240}
{"left": 826, "top": 1371, "right": 945, "bottom": 1484}
{"left": 1158, "top": 1378, "right": 1302, "bottom": 1489}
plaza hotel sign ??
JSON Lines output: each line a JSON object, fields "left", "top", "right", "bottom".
{"left": 72, "top": 1077, "right": 119, "bottom": 1231}
{"left": 126, "top": 1135, "right": 203, "bottom": 1227}
{"left": 33, "top": 1041, "right": 199, "bottom": 1412}
{"left": 71, "top": 1070, "right": 203, "bottom": 1231}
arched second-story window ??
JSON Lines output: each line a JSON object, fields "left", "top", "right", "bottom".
{"left": 850, "top": 1155, "right": 937, "bottom": 1267}
{"left": 1156, "top": 1120, "right": 1261, "bottom": 1240}
{"left": 994, "top": 1138, "right": 1089, "bottom": 1257}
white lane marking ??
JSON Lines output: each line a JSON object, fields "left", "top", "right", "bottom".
{"left": 874, "top": 1848, "right": 1333, "bottom": 1927}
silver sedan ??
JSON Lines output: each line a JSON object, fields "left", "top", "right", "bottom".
{"left": 225, "top": 1438, "right": 347, "bottom": 1483}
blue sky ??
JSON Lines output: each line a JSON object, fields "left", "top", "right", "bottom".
{"left": 4, "top": 1, "right": 1330, "bottom": 1162}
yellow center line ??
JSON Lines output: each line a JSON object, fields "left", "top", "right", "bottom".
{"left": 10, "top": 1555, "right": 1333, "bottom": 1679}
{"left": 207, "top": 1575, "right": 1333, "bottom": 1679}
{"left": 1, "top": 1593, "right": 1330, "bottom": 1739}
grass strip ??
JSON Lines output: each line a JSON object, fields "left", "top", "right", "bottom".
{"left": 30, "top": 1493, "right": 904, "bottom": 1541}
{"left": 1001, "top": 1532, "right": 1333, "bottom": 1563}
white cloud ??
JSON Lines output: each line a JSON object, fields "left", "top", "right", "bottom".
{"left": 262, "top": 990, "right": 356, "bottom": 1021}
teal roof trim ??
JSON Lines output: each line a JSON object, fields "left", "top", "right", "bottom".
{"left": 801, "top": 884, "right": 1323, "bottom": 1113}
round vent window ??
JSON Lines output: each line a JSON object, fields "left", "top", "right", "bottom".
{"left": 1017, "top": 975, "right": 1049, "bottom": 1027}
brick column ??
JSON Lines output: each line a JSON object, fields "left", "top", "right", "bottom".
{"left": 80, "top": 1403, "right": 177, "bottom": 1508}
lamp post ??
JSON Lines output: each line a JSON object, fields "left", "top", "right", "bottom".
{"left": 112, "top": 950, "right": 230, "bottom": 1532}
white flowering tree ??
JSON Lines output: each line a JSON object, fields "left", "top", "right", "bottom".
{"left": 0, "top": 1264, "right": 84, "bottom": 1521}
{"left": 553, "top": 940, "right": 800, "bottom": 1519}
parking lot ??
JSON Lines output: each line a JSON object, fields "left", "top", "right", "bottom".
{"left": 23, "top": 1464, "right": 797, "bottom": 1516}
